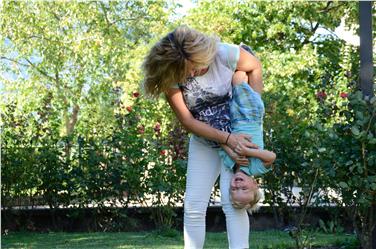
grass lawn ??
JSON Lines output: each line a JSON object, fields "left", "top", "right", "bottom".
{"left": 2, "top": 230, "right": 357, "bottom": 249}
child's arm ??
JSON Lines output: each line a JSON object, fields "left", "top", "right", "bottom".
{"left": 247, "top": 148, "right": 276, "bottom": 166}
{"left": 235, "top": 144, "right": 276, "bottom": 167}
{"left": 221, "top": 144, "right": 249, "bottom": 166}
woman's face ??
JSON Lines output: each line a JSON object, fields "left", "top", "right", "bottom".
{"left": 187, "top": 61, "right": 209, "bottom": 77}
{"left": 191, "top": 67, "right": 209, "bottom": 77}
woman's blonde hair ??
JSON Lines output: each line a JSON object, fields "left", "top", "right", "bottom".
{"left": 230, "top": 188, "right": 263, "bottom": 214}
{"left": 142, "top": 25, "right": 218, "bottom": 97}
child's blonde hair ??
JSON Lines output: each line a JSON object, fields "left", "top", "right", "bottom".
{"left": 230, "top": 187, "right": 263, "bottom": 214}
{"left": 142, "top": 25, "right": 218, "bottom": 97}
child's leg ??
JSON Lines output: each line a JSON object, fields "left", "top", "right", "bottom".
{"left": 232, "top": 71, "right": 248, "bottom": 86}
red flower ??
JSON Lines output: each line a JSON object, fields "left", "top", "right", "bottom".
{"left": 340, "top": 92, "right": 348, "bottom": 99}
{"left": 126, "top": 106, "right": 132, "bottom": 112}
{"left": 316, "top": 91, "right": 327, "bottom": 99}
{"left": 137, "top": 125, "right": 145, "bottom": 134}
{"left": 154, "top": 122, "right": 161, "bottom": 133}
{"left": 133, "top": 92, "right": 140, "bottom": 98}
{"left": 160, "top": 150, "right": 167, "bottom": 156}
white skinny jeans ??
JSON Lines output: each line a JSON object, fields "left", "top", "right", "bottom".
{"left": 184, "top": 137, "right": 250, "bottom": 249}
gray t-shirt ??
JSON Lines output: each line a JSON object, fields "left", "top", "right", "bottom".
{"left": 177, "top": 43, "right": 240, "bottom": 147}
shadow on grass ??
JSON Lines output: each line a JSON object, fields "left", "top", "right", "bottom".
{"left": 2, "top": 230, "right": 357, "bottom": 249}
{"left": 2, "top": 231, "right": 184, "bottom": 249}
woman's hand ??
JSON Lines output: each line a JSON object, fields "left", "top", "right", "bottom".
{"left": 234, "top": 143, "right": 251, "bottom": 156}
{"left": 227, "top": 133, "right": 258, "bottom": 156}
{"left": 223, "top": 144, "right": 249, "bottom": 166}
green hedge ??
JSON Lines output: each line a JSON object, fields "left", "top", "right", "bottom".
{"left": 1, "top": 95, "right": 188, "bottom": 212}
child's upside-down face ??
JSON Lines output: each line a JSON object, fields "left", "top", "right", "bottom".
{"left": 230, "top": 171, "right": 259, "bottom": 204}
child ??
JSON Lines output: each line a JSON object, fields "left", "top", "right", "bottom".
{"left": 219, "top": 46, "right": 276, "bottom": 212}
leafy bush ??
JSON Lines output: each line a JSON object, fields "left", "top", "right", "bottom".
{"left": 1, "top": 91, "right": 188, "bottom": 230}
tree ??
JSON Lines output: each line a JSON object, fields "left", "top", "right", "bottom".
{"left": 1, "top": 1, "right": 171, "bottom": 139}
{"left": 1, "top": 0, "right": 185, "bottom": 214}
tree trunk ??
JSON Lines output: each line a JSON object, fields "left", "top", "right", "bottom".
{"left": 65, "top": 104, "right": 80, "bottom": 136}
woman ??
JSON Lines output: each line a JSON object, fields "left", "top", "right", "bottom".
{"left": 142, "top": 25, "right": 263, "bottom": 249}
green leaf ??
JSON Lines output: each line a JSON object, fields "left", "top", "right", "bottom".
{"left": 338, "top": 182, "right": 348, "bottom": 188}
{"left": 318, "top": 147, "right": 326, "bottom": 153}
{"left": 368, "top": 137, "right": 376, "bottom": 144}
{"left": 345, "top": 160, "right": 353, "bottom": 166}
{"left": 370, "top": 96, "right": 376, "bottom": 105}
{"left": 371, "top": 183, "right": 376, "bottom": 191}
{"left": 351, "top": 126, "right": 360, "bottom": 136}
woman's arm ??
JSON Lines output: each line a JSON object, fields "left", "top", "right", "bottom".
{"left": 165, "top": 88, "right": 257, "bottom": 150}
{"left": 236, "top": 47, "right": 263, "bottom": 94}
